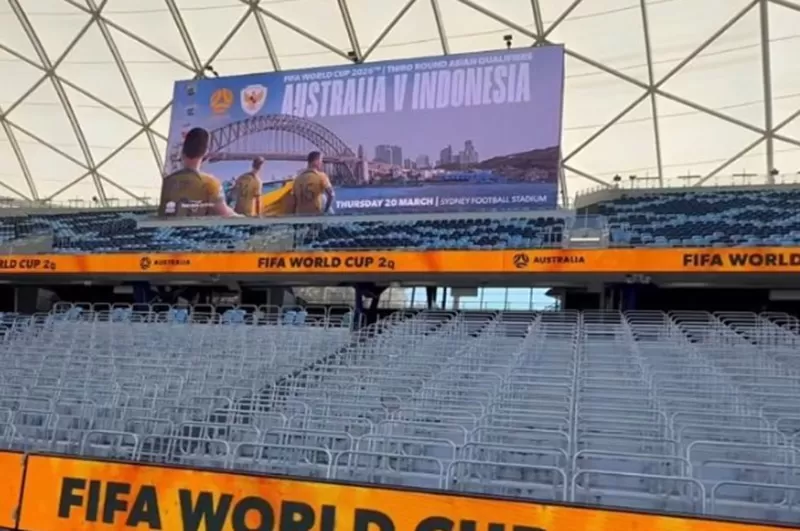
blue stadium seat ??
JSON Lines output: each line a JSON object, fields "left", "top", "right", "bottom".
{"left": 0, "top": 209, "right": 567, "bottom": 252}
{"left": 283, "top": 310, "right": 297, "bottom": 326}
{"left": 597, "top": 188, "right": 800, "bottom": 247}
{"left": 111, "top": 308, "right": 133, "bottom": 322}
{"left": 168, "top": 308, "right": 189, "bottom": 323}
{"left": 2, "top": 188, "right": 799, "bottom": 253}
{"left": 222, "top": 309, "right": 247, "bottom": 324}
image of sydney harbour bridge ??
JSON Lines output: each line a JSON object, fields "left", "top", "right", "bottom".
{"left": 166, "top": 114, "right": 558, "bottom": 185}
{"left": 170, "top": 114, "right": 370, "bottom": 185}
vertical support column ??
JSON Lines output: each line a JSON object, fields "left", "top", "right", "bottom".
{"left": 558, "top": 164, "right": 570, "bottom": 207}
{"left": 603, "top": 285, "right": 616, "bottom": 311}
{"left": 132, "top": 282, "right": 150, "bottom": 304}
{"left": 530, "top": 0, "right": 545, "bottom": 41}
{"left": 15, "top": 286, "right": 40, "bottom": 314}
{"left": 337, "top": 0, "right": 363, "bottom": 61}
{"left": 430, "top": 0, "right": 450, "bottom": 55}
{"left": 758, "top": 0, "right": 775, "bottom": 182}
{"left": 426, "top": 287, "right": 437, "bottom": 310}
{"left": 639, "top": 0, "right": 665, "bottom": 186}
{"left": 620, "top": 283, "right": 638, "bottom": 312}
{"left": 353, "top": 285, "right": 365, "bottom": 330}
{"left": 0, "top": 285, "right": 18, "bottom": 312}
{"left": 266, "top": 287, "right": 286, "bottom": 307}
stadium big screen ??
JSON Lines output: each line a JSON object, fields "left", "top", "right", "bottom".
{"left": 164, "top": 46, "right": 565, "bottom": 216}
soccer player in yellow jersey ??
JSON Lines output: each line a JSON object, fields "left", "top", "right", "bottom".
{"left": 158, "top": 127, "right": 238, "bottom": 218}
{"left": 292, "top": 151, "right": 334, "bottom": 216}
{"left": 232, "top": 157, "right": 264, "bottom": 217}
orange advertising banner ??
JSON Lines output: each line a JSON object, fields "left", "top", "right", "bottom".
{"left": 0, "top": 247, "right": 798, "bottom": 275}
{"left": 0, "top": 451, "right": 24, "bottom": 529}
{"left": 17, "top": 454, "right": 792, "bottom": 531}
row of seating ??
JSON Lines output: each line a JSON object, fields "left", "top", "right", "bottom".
{"left": 0, "top": 306, "right": 798, "bottom": 523}
{"left": 6, "top": 213, "right": 569, "bottom": 253}
{"left": 53, "top": 304, "right": 355, "bottom": 327}
{"left": 1, "top": 187, "right": 799, "bottom": 252}
{"left": 601, "top": 188, "right": 800, "bottom": 248}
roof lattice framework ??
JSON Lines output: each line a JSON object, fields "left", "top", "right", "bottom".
{"left": 0, "top": 0, "right": 798, "bottom": 206}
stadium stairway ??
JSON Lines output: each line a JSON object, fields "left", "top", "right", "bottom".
{"left": 175, "top": 309, "right": 457, "bottom": 467}
{"left": 211, "top": 309, "right": 450, "bottom": 420}
{"left": 192, "top": 312, "right": 416, "bottom": 437}
{"left": 246, "top": 225, "right": 309, "bottom": 252}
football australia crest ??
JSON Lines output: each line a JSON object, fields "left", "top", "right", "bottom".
{"left": 209, "top": 88, "right": 234, "bottom": 114}
{"left": 240, "top": 84, "right": 267, "bottom": 116}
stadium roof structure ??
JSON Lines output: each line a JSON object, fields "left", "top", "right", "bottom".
{"left": 0, "top": 0, "right": 798, "bottom": 208}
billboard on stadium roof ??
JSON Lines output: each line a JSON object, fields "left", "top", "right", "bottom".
{"left": 165, "top": 46, "right": 564, "bottom": 216}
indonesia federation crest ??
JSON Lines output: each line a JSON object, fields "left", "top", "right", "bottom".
{"left": 240, "top": 84, "right": 267, "bottom": 116}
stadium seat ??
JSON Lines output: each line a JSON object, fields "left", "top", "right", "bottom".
{"left": 0, "top": 305, "right": 798, "bottom": 523}
{"left": 0, "top": 210, "right": 561, "bottom": 252}
{"left": 2, "top": 188, "right": 800, "bottom": 253}
{"left": 598, "top": 188, "right": 800, "bottom": 247}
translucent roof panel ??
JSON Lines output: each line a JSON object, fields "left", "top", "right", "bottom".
{"left": 0, "top": 0, "right": 798, "bottom": 206}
